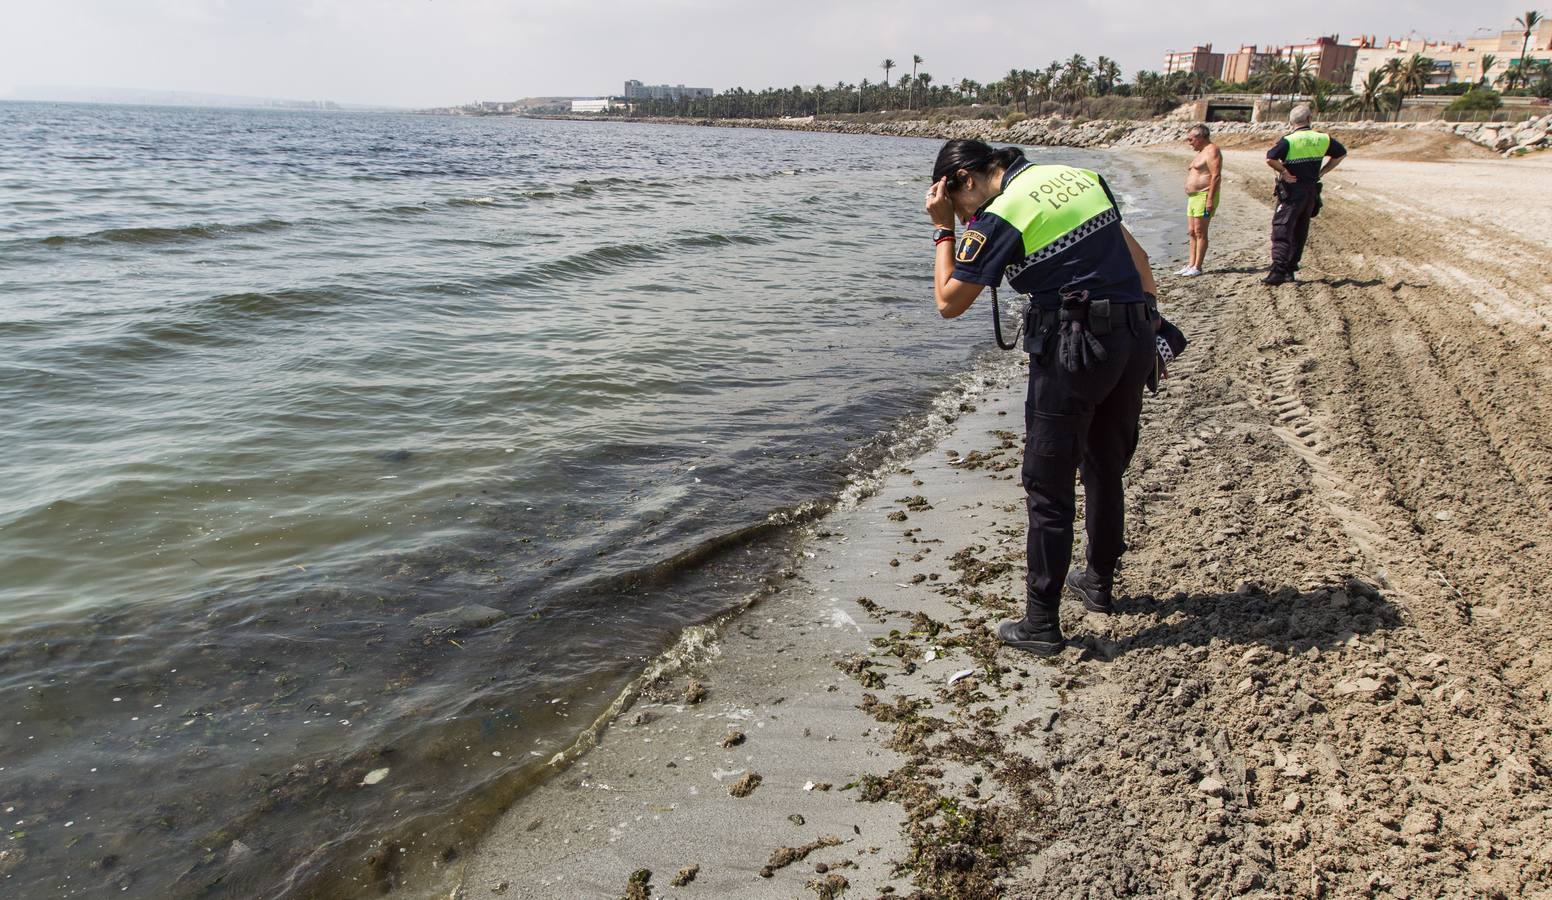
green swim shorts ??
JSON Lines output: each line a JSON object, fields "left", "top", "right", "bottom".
{"left": 1187, "top": 190, "right": 1213, "bottom": 219}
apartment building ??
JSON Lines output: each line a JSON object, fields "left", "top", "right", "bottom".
{"left": 1351, "top": 21, "right": 1552, "bottom": 89}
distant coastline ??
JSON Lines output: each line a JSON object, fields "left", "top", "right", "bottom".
{"left": 2, "top": 86, "right": 397, "bottom": 111}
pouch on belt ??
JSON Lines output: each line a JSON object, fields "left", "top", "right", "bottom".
{"left": 1089, "top": 298, "right": 1112, "bottom": 336}
{"left": 1024, "top": 306, "right": 1057, "bottom": 361}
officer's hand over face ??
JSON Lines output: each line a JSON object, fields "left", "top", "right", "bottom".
{"left": 925, "top": 178, "right": 956, "bottom": 229}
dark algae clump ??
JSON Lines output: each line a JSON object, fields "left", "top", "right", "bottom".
{"left": 728, "top": 771, "right": 762, "bottom": 797}
{"left": 670, "top": 864, "right": 699, "bottom": 887}
{"left": 759, "top": 835, "right": 842, "bottom": 878}
{"left": 622, "top": 867, "right": 652, "bottom": 899}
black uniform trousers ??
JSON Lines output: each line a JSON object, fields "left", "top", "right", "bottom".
{"left": 1021, "top": 309, "right": 1156, "bottom": 606}
{"left": 1270, "top": 182, "right": 1320, "bottom": 276}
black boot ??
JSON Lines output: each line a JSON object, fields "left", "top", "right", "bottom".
{"left": 996, "top": 596, "right": 1064, "bottom": 656}
{"left": 1066, "top": 566, "right": 1115, "bottom": 614}
{"left": 1261, "top": 269, "right": 1292, "bottom": 286}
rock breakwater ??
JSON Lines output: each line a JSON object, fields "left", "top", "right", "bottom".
{"left": 597, "top": 112, "right": 1552, "bottom": 157}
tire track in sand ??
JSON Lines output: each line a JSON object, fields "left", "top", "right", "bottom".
{"left": 1017, "top": 149, "right": 1551, "bottom": 898}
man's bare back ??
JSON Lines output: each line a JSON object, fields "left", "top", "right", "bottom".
{"left": 1185, "top": 142, "right": 1222, "bottom": 195}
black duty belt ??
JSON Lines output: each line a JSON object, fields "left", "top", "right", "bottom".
{"left": 993, "top": 286, "right": 1153, "bottom": 353}
{"left": 1032, "top": 300, "right": 1151, "bottom": 331}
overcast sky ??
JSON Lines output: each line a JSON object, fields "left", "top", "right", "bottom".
{"left": 1, "top": 0, "right": 1539, "bottom": 108}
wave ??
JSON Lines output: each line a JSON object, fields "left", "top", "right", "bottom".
{"left": 524, "top": 241, "right": 665, "bottom": 282}
{"left": 27, "top": 288, "right": 345, "bottom": 368}
{"left": 494, "top": 168, "right": 810, "bottom": 207}
{"left": 37, "top": 217, "right": 293, "bottom": 248}
{"left": 458, "top": 231, "right": 770, "bottom": 290}
{"left": 675, "top": 232, "right": 765, "bottom": 249}
{"left": 541, "top": 231, "right": 765, "bottom": 280}
{"left": 198, "top": 287, "right": 344, "bottom": 320}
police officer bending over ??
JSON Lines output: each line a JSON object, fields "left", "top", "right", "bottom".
{"left": 1263, "top": 104, "right": 1346, "bottom": 285}
{"left": 925, "top": 140, "right": 1160, "bottom": 656}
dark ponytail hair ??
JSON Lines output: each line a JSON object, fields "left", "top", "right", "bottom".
{"left": 931, "top": 140, "right": 1025, "bottom": 190}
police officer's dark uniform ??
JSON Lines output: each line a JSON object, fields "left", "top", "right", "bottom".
{"left": 1265, "top": 127, "right": 1346, "bottom": 284}
{"left": 950, "top": 157, "right": 1156, "bottom": 654}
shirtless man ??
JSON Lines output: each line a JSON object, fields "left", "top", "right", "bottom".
{"left": 1178, "top": 124, "right": 1221, "bottom": 277}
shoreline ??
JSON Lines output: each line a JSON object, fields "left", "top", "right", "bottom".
{"left": 511, "top": 110, "right": 1549, "bottom": 158}
{"left": 453, "top": 360, "right": 1044, "bottom": 900}
{"left": 453, "top": 146, "right": 1552, "bottom": 897}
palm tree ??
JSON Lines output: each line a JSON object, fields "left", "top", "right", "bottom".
{"left": 1132, "top": 69, "right": 1179, "bottom": 113}
{"left": 1060, "top": 54, "right": 1092, "bottom": 109}
{"left": 1005, "top": 68, "right": 1027, "bottom": 112}
{"left": 1512, "top": 11, "right": 1544, "bottom": 90}
{"left": 1186, "top": 69, "right": 1211, "bottom": 99}
{"left": 1479, "top": 53, "right": 1499, "bottom": 86}
{"left": 1378, "top": 57, "right": 1405, "bottom": 115}
{"left": 1397, "top": 53, "right": 1432, "bottom": 98}
{"left": 1286, "top": 54, "right": 1315, "bottom": 96}
{"left": 909, "top": 55, "right": 923, "bottom": 109}
{"left": 1533, "top": 59, "right": 1552, "bottom": 98}
{"left": 1261, "top": 58, "right": 1292, "bottom": 100}
{"left": 1065, "top": 54, "right": 1091, "bottom": 82}
{"left": 881, "top": 59, "right": 895, "bottom": 89}
{"left": 1345, "top": 69, "right": 1394, "bottom": 120}
{"left": 1093, "top": 56, "right": 1119, "bottom": 95}
{"left": 957, "top": 78, "right": 975, "bottom": 101}
{"left": 1309, "top": 79, "right": 1337, "bottom": 115}
{"left": 1033, "top": 69, "right": 1054, "bottom": 111}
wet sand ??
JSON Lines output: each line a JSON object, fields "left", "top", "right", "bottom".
{"left": 450, "top": 373, "right": 1045, "bottom": 898}
{"left": 451, "top": 142, "right": 1552, "bottom": 898}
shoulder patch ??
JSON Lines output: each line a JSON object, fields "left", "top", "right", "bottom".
{"left": 956, "top": 230, "right": 987, "bottom": 263}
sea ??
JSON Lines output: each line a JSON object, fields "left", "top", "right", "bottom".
{"left": 0, "top": 102, "right": 1174, "bottom": 898}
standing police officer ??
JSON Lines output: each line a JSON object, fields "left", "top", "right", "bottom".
{"left": 924, "top": 140, "right": 1159, "bottom": 656}
{"left": 1264, "top": 104, "right": 1347, "bottom": 285}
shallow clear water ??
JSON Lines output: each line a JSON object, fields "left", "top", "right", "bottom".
{"left": 0, "top": 103, "right": 1173, "bottom": 897}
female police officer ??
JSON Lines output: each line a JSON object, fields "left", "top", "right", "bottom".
{"left": 925, "top": 139, "right": 1159, "bottom": 656}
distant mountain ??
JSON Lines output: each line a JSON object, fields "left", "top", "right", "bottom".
{"left": 3, "top": 85, "right": 400, "bottom": 111}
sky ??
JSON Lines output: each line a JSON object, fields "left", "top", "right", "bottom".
{"left": 1, "top": 0, "right": 1541, "bottom": 108}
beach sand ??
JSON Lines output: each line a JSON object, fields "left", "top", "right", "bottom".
{"left": 451, "top": 141, "right": 1552, "bottom": 898}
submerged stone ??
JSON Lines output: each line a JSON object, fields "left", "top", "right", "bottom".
{"left": 410, "top": 604, "right": 509, "bottom": 634}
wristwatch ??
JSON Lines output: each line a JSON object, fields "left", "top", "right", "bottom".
{"left": 933, "top": 226, "right": 955, "bottom": 245}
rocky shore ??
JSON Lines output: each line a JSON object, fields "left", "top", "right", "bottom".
{"left": 576, "top": 110, "right": 1552, "bottom": 158}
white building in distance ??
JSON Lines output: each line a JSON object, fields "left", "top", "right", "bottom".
{"left": 622, "top": 80, "right": 713, "bottom": 100}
